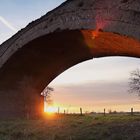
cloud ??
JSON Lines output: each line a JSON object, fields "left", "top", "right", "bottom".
{"left": 52, "top": 80, "right": 131, "bottom": 101}
{"left": 0, "top": 16, "right": 17, "bottom": 32}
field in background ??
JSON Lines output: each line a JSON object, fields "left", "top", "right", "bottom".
{"left": 0, "top": 114, "right": 140, "bottom": 140}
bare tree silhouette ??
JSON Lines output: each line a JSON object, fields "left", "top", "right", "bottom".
{"left": 41, "top": 87, "right": 54, "bottom": 111}
{"left": 129, "top": 68, "right": 140, "bottom": 98}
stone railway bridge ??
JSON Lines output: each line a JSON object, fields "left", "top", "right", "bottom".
{"left": 0, "top": 0, "right": 140, "bottom": 118}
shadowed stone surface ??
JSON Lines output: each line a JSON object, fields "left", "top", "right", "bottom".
{"left": 0, "top": 0, "right": 140, "bottom": 118}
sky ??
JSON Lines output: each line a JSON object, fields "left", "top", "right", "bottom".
{"left": 0, "top": 0, "right": 140, "bottom": 113}
{"left": 0, "top": 0, "right": 66, "bottom": 44}
{"left": 49, "top": 57, "right": 140, "bottom": 113}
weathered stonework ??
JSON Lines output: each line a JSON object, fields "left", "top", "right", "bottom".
{"left": 1, "top": 0, "right": 140, "bottom": 68}
{"left": 0, "top": 0, "right": 140, "bottom": 118}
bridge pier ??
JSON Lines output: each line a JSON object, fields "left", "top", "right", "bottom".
{"left": 0, "top": 76, "right": 44, "bottom": 119}
{"left": 0, "top": 89, "right": 44, "bottom": 119}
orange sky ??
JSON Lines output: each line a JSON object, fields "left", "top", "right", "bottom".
{"left": 48, "top": 57, "right": 140, "bottom": 113}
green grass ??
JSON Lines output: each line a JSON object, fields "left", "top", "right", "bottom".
{"left": 0, "top": 114, "right": 139, "bottom": 140}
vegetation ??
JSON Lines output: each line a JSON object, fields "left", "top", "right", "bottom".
{"left": 41, "top": 86, "right": 54, "bottom": 106}
{"left": 0, "top": 114, "right": 139, "bottom": 140}
{"left": 129, "top": 68, "right": 140, "bottom": 97}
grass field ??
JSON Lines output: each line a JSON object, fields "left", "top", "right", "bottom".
{"left": 0, "top": 114, "right": 140, "bottom": 140}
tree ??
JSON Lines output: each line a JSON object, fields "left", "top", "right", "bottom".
{"left": 41, "top": 87, "right": 54, "bottom": 111}
{"left": 129, "top": 68, "right": 140, "bottom": 97}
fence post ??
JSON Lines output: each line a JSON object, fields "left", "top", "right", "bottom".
{"left": 80, "top": 108, "right": 83, "bottom": 116}
{"left": 104, "top": 108, "right": 106, "bottom": 116}
{"left": 58, "top": 107, "right": 60, "bottom": 114}
{"left": 64, "top": 110, "right": 66, "bottom": 115}
{"left": 131, "top": 108, "right": 133, "bottom": 116}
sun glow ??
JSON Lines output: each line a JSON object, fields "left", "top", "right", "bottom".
{"left": 45, "top": 106, "right": 58, "bottom": 114}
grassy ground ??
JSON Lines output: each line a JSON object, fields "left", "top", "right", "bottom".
{"left": 0, "top": 114, "right": 140, "bottom": 140}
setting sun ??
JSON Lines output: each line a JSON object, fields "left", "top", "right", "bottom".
{"left": 45, "top": 106, "right": 58, "bottom": 114}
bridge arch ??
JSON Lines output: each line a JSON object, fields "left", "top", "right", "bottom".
{"left": 0, "top": 0, "right": 140, "bottom": 118}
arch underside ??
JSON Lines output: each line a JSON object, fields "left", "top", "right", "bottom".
{"left": 0, "top": 29, "right": 140, "bottom": 118}
{"left": 1, "top": 30, "right": 140, "bottom": 91}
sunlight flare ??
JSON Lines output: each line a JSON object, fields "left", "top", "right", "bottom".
{"left": 45, "top": 106, "right": 58, "bottom": 114}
